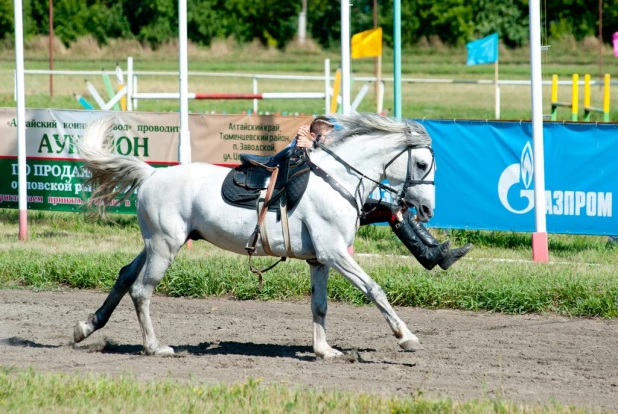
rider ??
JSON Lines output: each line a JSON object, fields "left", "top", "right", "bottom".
{"left": 292, "top": 116, "right": 472, "bottom": 270}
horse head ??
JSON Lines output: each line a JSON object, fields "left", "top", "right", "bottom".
{"left": 326, "top": 113, "right": 436, "bottom": 222}
{"left": 383, "top": 122, "right": 435, "bottom": 222}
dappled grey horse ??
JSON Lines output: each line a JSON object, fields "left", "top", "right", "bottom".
{"left": 73, "top": 112, "right": 436, "bottom": 358}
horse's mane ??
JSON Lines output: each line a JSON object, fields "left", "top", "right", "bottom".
{"left": 318, "top": 112, "right": 431, "bottom": 149}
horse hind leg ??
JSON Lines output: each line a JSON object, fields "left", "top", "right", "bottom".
{"left": 129, "top": 242, "right": 181, "bottom": 356}
{"left": 74, "top": 249, "right": 147, "bottom": 343}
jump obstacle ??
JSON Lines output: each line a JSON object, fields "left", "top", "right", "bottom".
{"left": 551, "top": 73, "right": 611, "bottom": 122}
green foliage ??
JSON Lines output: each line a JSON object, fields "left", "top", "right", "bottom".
{"left": 120, "top": 0, "right": 177, "bottom": 47}
{"left": 473, "top": 0, "right": 528, "bottom": 47}
{"left": 1, "top": 0, "right": 616, "bottom": 49}
{"left": 0, "top": 0, "right": 14, "bottom": 40}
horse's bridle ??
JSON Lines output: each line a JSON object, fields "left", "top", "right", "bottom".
{"left": 383, "top": 146, "right": 436, "bottom": 204}
{"left": 304, "top": 141, "right": 435, "bottom": 218}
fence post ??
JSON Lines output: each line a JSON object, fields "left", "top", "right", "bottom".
{"left": 550, "top": 74, "right": 558, "bottom": 121}
{"left": 571, "top": 74, "right": 579, "bottom": 122}
{"left": 253, "top": 77, "right": 258, "bottom": 114}
{"left": 127, "top": 57, "right": 133, "bottom": 111}
{"left": 584, "top": 74, "right": 591, "bottom": 122}
{"left": 324, "top": 58, "right": 330, "bottom": 114}
{"left": 604, "top": 74, "right": 611, "bottom": 122}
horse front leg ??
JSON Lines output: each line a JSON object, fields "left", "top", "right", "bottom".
{"left": 319, "top": 247, "right": 423, "bottom": 352}
{"left": 308, "top": 260, "right": 344, "bottom": 359}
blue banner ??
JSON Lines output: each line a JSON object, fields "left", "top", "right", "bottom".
{"left": 466, "top": 33, "right": 498, "bottom": 65}
{"left": 416, "top": 120, "right": 617, "bottom": 235}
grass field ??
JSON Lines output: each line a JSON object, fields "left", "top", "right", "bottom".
{"left": 0, "top": 368, "right": 586, "bottom": 414}
{"left": 1, "top": 209, "right": 616, "bottom": 317}
{"left": 1, "top": 36, "right": 617, "bottom": 120}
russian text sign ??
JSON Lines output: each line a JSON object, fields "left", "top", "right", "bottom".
{"left": 0, "top": 109, "right": 308, "bottom": 214}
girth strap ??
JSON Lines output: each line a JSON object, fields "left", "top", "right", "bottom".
{"left": 245, "top": 167, "right": 287, "bottom": 290}
{"left": 244, "top": 166, "right": 297, "bottom": 291}
{"left": 258, "top": 189, "right": 274, "bottom": 257}
{"left": 245, "top": 166, "right": 279, "bottom": 255}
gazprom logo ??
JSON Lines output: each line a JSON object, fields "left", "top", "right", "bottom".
{"left": 498, "top": 142, "right": 535, "bottom": 214}
{"left": 520, "top": 142, "right": 533, "bottom": 189}
{"left": 498, "top": 141, "right": 612, "bottom": 217}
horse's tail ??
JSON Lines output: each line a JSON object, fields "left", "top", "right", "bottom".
{"left": 78, "top": 117, "right": 155, "bottom": 217}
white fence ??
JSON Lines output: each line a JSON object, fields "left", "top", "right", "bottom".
{"left": 16, "top": 56, "right": 617, "bottom": 118}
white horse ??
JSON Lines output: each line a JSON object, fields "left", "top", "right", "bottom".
{"left": 73, "top": 112, "right": 436, "bottom": 359}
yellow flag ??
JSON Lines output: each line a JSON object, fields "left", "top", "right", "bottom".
{"left": 351, "top": 27, "right": 382, "bottom": 59}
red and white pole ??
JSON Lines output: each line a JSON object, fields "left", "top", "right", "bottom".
{"left": 529, "top": 0, "right": 548, "bottom": 262}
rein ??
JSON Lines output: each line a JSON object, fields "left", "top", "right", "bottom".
{"left": 304, "top": 141, "right": 435, "bottom": 218}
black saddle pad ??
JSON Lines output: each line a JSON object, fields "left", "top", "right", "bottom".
{"left": 221, "top": 159, "right": 310, "bottom": 213}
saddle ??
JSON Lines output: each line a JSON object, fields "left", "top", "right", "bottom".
{"left": 221, "top": 147, "right": 310, "bottom": 214}
{"left": 221, "top": 147, "right": 310, "bottom": 271}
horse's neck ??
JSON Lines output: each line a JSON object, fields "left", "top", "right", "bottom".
{"left": 309, "top": 134, "right": 399, "bottom": 202}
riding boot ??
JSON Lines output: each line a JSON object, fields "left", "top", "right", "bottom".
{"left": 390, "top": 219, "right": 447, "bottom": 270}
{"left": 402, "top": 209, "right": 440, "bottom": 247}
{"left": 438, "top": 243, "right": 473, "bottom": 270}
{"left": 401, "top": 209, "right": 473, "bottom": 269}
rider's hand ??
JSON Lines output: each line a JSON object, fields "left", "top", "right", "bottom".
{"left": 295, "top": 125, "right": 314, "bottom": 149}
{"left": 296, "top": 135, "right": 314, "bottom": 148}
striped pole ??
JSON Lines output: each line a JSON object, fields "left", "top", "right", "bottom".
{"left": 86, "top": 80, "right": 106, "bottom": 109}
{"left": 102, "top": 71, "right": 121, "bottom": 111}
{"left": 133, "top": 92, "right": 326, "bottom": 100}
{"left": 74, "top": 93, "right": 94, "bottom": 109}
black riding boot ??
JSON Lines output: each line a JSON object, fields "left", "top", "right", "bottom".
{"left": 390, "top": 219, "right": 448, "bottom": 270}
{"left": 402, "top": 209, "right": 440, "bottom": 247}
{"left": 392, "top": 211, "right": 473, "bottom": 270}
{"left": 437, "top": 243, "right": 473, "bottom": 270}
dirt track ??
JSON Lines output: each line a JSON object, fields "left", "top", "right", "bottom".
{"left": 0, "top": 289, "right": 617, "bottom": 410}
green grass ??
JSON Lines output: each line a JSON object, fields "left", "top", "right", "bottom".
{"left": 0, "top": 367, "right": 585, "bottom": 414}
{"left": 1, "top": 209, "right": 617, "bottom": 317}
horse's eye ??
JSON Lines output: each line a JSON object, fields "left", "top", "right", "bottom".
{"left": 416, "top": 162, "right": 427, "bottom": 170}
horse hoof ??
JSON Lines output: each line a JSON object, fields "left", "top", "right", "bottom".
{"left": 73, "top": 320, "right": 94, "bottom": 343}
{"left": 315, "top": 347, "right": 344, "bottom": 360}
{"left": 145, "top": 345, "right": 175, "bottom": 356}
{"left": 322, "top": 349, "right": 344, "bottom": 360}
{"left": 399, "top": 338, "right": 424, "bottom": 352}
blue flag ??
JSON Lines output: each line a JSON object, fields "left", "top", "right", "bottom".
{"left": 466, "top": 33, "right": 498, "bottom": 65}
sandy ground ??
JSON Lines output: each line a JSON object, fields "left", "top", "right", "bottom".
{"left": 0, "top": 289, "right": 617, "bottom": 410}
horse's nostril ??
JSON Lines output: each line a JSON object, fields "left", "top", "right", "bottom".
{"left": 421, "top": 205, "right": 432, "bottom": 217}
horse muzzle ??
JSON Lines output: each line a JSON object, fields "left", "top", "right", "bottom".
{"left": 412, "top": 203, "right": 433, "bottom": 222}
